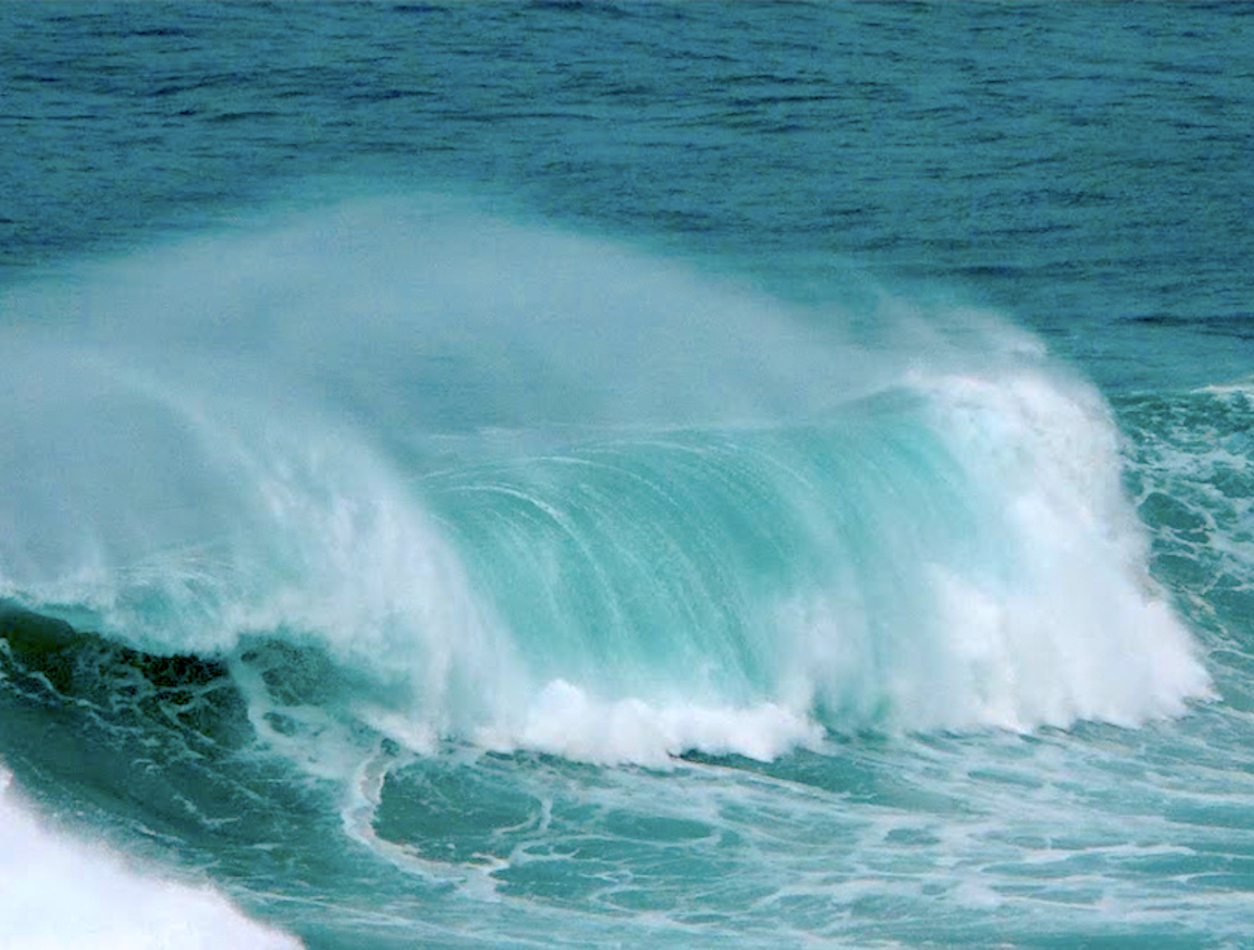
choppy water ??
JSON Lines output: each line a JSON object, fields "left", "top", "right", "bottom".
{"left": 2, "top": 3, "right": 1253, "bottom": 949}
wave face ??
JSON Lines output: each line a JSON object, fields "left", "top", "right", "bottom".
{"left": 4, "top": 4, "right": 1254, "bottom": 947}
{"left": 2, "top": 200, "right": 1247, "bottom": 950}
{"left": 0, "top": 200, "right": 1209, "bottom": 770}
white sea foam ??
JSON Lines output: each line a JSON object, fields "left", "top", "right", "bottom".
{"left": 907, "top": 364, "right": 1214, "bottom": 728}
{"left": 476, "top": 679, "right": 824, "bottom": 768}
{"left": 0, "top": 199, "right": 1216, "bottom": 767}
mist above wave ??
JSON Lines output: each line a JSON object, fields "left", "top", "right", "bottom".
{"left": 0, "top": 195, "right": 1212, "bottom": 761}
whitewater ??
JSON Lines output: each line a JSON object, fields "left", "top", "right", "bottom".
{"left": 2, "top": 3, "right": 1254, "bottom": 949}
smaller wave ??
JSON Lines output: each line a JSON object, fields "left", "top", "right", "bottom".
{"left": 0, "top": 765, "right": 303, "bottom": 950}
{"left": 1198, "top": 378, "right": 1254, "bottom": 396}
{"left": 475, "top": 679, "right": 823, "bottom": 767}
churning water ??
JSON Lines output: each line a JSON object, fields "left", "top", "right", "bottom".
{"left": 2, "top": 4, "right": 1254, "bottom": 948}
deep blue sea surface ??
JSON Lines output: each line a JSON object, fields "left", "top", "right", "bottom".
{"left": 2, "top": 3, "right": 1254, "bottom": 948}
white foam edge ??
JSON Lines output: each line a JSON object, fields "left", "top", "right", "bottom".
{"left": 474, "top": 679, "right": 826, "bottom": 768}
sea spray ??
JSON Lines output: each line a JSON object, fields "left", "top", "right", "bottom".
{"left": 0, "top": 198, "right": 1212, "bottom": 767}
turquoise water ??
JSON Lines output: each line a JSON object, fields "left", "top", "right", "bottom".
{"left": 2, "top": 4, "right": 1253, "bottom": 948}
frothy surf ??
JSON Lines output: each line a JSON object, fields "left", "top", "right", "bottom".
{"left": 0, "top": 197, "right": 1211, "bottom": 773}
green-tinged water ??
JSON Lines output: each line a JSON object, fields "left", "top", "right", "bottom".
{"left": 2, "top": 3, "right": 1253, "bottom": 949}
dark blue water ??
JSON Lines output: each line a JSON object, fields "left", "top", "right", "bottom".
{"left": 2, "top": 4, "right": 1253, "bottom": 948}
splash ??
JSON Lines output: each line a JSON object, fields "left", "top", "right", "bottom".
{"left": 0, "top": 195, "right": 1211, "bottom": 764}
